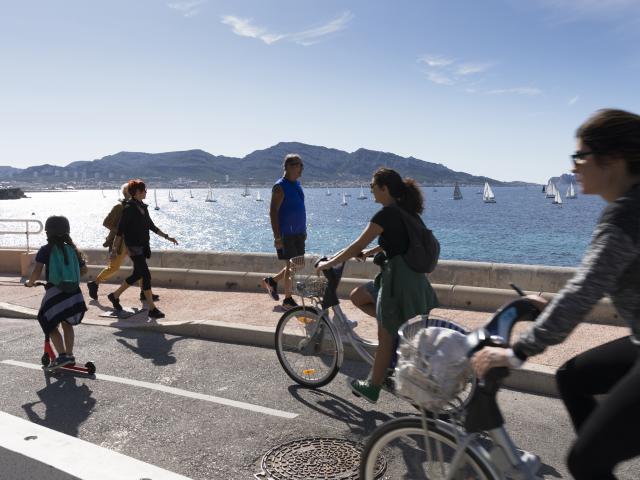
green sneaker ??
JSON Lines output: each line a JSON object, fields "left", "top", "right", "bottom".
{"left": 350, "top": 378, "right": 381, "bottom": 404}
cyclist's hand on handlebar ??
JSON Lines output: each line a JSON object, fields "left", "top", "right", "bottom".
{"left": 315, "top": 260, "right": 332, "bottom": 274}
{"left": 471, "top": 347, "right": 511, "bottom": 379}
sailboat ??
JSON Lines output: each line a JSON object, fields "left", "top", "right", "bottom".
{"left": 189, "top": 189, "right": 194, "bottom": 199}
{"left": 483, "top": 182, "right": 496, "bottom": 203}
{"left": 241, "top": 185, "right": 251, "bottom": 197}
{"left": 341, "top": 193, "right": 348, "bottom": 206}
{"left": 168, "top": 189, "right": 178, "bottom": 202}
{"left": 101, "top": 189, "right": 105, "bottom": 198}
{"left": 545, "top": 180, "right": 556, "bottom": 198}
{"left": 453, "top": 182, "right": 463, "bottom": 200}
{"left": 205, "top": 186, "right": 216, "bottom": 203}
{"left": 553, "top": 190, "right": 563, "bottom": 206}
{"left": 326, "top": 187, "right": 332, "bottom": 196}
{"left": 357, "top": 185, "right": 367, "bottom": 200}
{"left": 154, "top": 189, "right": 160, "bottom": 210}
{"left": 566, "top": 183, "right": 577, "bottom": 199}
{"left": 256, "top": 191, "right": 263, "bottom": 202}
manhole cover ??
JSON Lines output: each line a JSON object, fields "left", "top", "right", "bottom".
{"left": 255, "top": 437, "right": 386, "bottom": 480}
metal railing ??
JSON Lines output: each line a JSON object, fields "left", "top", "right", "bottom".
{"left": 0, "top": 219, "right": 44, "bottom": 252}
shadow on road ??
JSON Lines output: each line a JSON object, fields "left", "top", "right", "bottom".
{"left": 112, "top": 329, "right": 184, "bottom": 366}
{"left": 22, "top": 374, "right": 96, "bottom": 437}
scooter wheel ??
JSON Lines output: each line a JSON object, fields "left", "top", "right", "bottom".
{"left": 85, "top": 362, "right": 96, "bottom": 375}
{"left": 41, "top": 353, "right": 50, "bottom": 366}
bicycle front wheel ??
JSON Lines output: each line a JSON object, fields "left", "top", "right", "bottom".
{"left": 360, "top": 417, "right": 496, "bottom": 480}
{"left": 275, "top": 306, "right": 340, "bottom": 388}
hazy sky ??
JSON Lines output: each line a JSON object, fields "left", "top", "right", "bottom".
{"left": 1, "top": 0, "right": 639, "bottom": 182}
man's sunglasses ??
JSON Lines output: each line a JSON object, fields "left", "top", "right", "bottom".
{"left": 288, "top": 162, "right": 304, "bottom": 168}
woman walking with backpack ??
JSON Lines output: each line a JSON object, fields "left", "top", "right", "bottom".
{"left": 316, "top": 167, "right": 439, "bottom": 403}
{"left": 107, "top": 179, "right": 178, "bottom": 319}
{"left": 25, "top": 216, "right": 88, "bottom": 369}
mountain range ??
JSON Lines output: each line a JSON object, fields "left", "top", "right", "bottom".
{"left": 1, "top": 142, "right": 535, "bottom": 187}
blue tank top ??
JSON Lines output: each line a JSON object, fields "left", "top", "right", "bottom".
{"left": 275, "top": 177, "right": 306, "bottom": 236}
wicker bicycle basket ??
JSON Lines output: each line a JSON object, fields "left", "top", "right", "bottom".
{"left": 395, "top": 316, "right": 473, "bottom": 412}
{"left": 289, "top": 255, "right": 328, "bottom": 299}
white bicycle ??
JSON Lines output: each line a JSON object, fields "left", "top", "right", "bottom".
{"left": 360, "top": 296, "right": 543, "bottom": 480}
{"left": 274, "top": 254, "right": 473, "bottom": 411}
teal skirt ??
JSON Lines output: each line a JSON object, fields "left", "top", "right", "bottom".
{"left": 375, "top": 255, "right": 439, "bottom": 335}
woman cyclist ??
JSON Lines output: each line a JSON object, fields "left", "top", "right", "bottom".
{"left": 472, "top": 109, "right": 640, "bottom": 480}
{"left": 317, "top": 168, "right": 439, "bottom": 403}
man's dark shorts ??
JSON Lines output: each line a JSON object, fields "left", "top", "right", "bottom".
{"left": 277, "top": 234, "right": 306, "bottom": 260}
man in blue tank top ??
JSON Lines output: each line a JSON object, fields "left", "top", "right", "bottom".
{"left": 262, "top": 154, "right": 307, "bottom": 310}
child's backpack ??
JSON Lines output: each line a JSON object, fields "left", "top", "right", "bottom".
{"left": 48, "top": 244, "right": 81, "bottom": 293}
{"left": 394, "top": 206, "right": 441, "bottom": 274}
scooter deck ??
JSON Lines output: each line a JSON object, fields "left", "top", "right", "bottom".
{"left": 99, "top": 307, "right": 146, "bottom": 319}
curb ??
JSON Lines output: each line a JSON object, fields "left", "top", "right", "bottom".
{"left": 0, "top": 303, "right": 559, "bottom": 398}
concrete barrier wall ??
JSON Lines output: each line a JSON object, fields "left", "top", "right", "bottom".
{"left": 79, "top": 248, "right": 576, "bottom": 292}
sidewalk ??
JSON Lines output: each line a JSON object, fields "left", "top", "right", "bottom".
{"left": 0, "top": 274, "right": 628, "bottom": 397}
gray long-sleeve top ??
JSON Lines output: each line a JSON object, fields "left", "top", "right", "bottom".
{"left": 513, "top": 183, "right": 640, "bottom": 360}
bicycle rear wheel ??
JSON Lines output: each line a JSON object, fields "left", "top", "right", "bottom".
{"left": 360, "top": 416, "right": 496, "bottom": 480}
{"left": 275, "top": 307, "right": 340, "bottom": 388}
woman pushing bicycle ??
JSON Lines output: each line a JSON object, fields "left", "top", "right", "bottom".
{"left": 472, "top": 109, "right": 640, "bottom": 480}
{"left": 316, "top": 167, "right": 439, "bottom": 403}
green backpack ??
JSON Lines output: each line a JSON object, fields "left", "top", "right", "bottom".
{"left": 49, "top": 244, "right": 81, "bottom": 293}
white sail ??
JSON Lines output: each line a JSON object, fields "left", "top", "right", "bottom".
{"left": 566, "top": 183, "right": 577, "bottom": 199}
{"left": 483, "top": 182, "right": 496, "bottom": 203}
{"left": 189, "top": 189, "right": 193, "bottom": 199}
{"left": 357, "top": 185, "right": 367, "bottom": 200}
{"left": 326, "top": 187, "right": 331, "bottom": 196}
{"left": 168, "top": 189, "right": 178, "bottom": 202}
{"left": 256, "top": 191, "right": 263, "bottom": 202}
{"left": 341, "top": 193, "right": 348, "bottom": 206}
{"left": 453, "top": 182, "right": 463, "bottom": 200}
{"left": 554, "top": 190, "right": 563, "bottom": 205}
{"left": 154, "top": 189, "right": 159, "bottom": 210}
{"left": 205, "top": 186, "right": 216, "bottom": 202}
{"left": 241, "top": 185, "right": 250, "bottom": 197}
{"left": 546, "top": 180, "right": 556, "bottom": 198}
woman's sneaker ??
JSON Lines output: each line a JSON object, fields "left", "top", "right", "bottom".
{"left": 282, "top": 297, "right": 298, "bottom": 311}
{"left": 262, "top": 277, "right": 279, "bottom": 301}
{"left": 107, "top": 293, "right": 123, "bottom": 311}
{"left": 148, "top": 308, "right": 165, "bottom": 319}
{"left": 349, "top": 378, "right": 381, "bottom": 404}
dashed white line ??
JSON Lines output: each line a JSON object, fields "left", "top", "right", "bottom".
{"left": 1, "top": 359, "right": 298, "bottom": 419}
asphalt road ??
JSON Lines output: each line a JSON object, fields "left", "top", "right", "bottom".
{"left": 0, "top": 318, "right": 638, "bottom": 479}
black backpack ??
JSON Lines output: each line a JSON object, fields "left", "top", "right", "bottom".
{"left": 395, "top": 206, "right": 440, "bottom": 273}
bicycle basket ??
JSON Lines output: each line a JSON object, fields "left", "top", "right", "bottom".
{"left": 290, "top": 255, "right": 327, "bottom": 299}
{"left": 395, "top": 317, "right": 472, "bottom": 412}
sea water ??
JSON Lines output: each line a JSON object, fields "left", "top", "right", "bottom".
{"left": 0, "top": 186, "right": 604, "bottom": 267}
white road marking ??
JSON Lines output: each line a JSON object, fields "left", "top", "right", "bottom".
{"left": 1, "top": 360, "right": 298, "bottom": 419}
{"left": 0, "top": 411, "right": 192, "bottom": 480}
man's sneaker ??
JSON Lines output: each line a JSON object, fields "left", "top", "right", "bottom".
{"left": 282, "top": 297, "right": 298, "bottom": 311}
{"left": 65, "top": 354, "right": 76, "bottom": 366}
{"left": 87, "top": 281, "right": 98, "bottom": 300}
{"left": 107, "top": 293, "right": 123, "bottom": 311}
{"left": 140, "top": 291, "right": 160, "bottom": 301}
{"left": 148, "top": 308, "right": 165, "bottom": 319}
{"left": 346, "top": 319, "right": 358, "bottom": 329}
{"left": 262, "top": 277, "right": 279, "bottom": 301}
{"left": 350, "top": 378, "right": 381, "bottom": 404}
